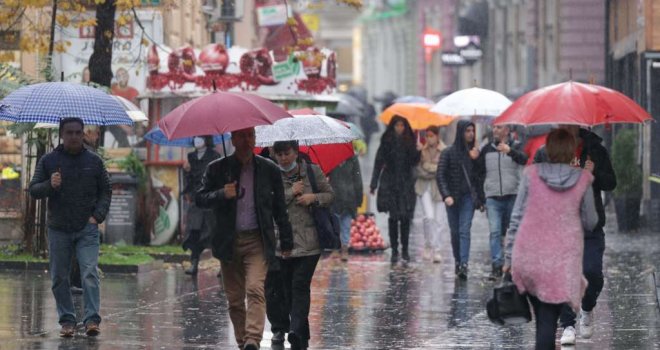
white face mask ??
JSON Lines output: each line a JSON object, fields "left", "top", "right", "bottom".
{"left": 279, "top": 161, "right": 297, "bottom": 173}
{"left": 193, "top": 137, "right": 205, "bottom": 149}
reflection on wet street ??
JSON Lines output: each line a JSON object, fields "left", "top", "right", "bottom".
{"left": 0, "top": 217, "right": 659, "bottom": 349}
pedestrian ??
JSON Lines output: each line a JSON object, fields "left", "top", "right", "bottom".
{"left": 534, "top": 126, "right": 617, "bottom": 345}
{"left": 503, "top": 128, "right": 598, "bottom": 350}
{"left": 196, "top": 127, "right": 294, "bottom": 350}
{"left": 329, "top": 155, "right": 363, "bottom": 262}
{"left": 476, "top": 124, "right": 528, "bottom": 280}
{"left": 268, "top": 140, "right": 334, "bottom": 350}
{"left": 181, "top": 136, "right": 221, "bottom": 276}
{"left": 437, "top": 120, "right": 483, "bottom": 279}
{"left": 414, "top": 126, "right": 448, "bottom": 263}
{"left": 370, "top": 116, "right": 420, "bottom": 263}
{"left": 29, "top": 117, "right": 111, "bottom": 338}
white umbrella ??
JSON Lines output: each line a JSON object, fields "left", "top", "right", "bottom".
{"left": 34, "top": 95, "right": 147, "bottom": 128}
{"left": 431, "top": 87, "right": 512, "bottom": 120}
{"left": 255, "top": 114, "right": 358, "bottom": 147}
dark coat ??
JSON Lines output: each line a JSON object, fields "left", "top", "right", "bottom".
{"left": 329, "top": 156, "right": 363, "bottom": 216}
{"left": 29, "top": 145, "right": 112, "bottom": 232}
{"left": 370, "top": 132, "right": 420, "bottom": 218}
{"left": 195, "top": 154, "right": 294, "bottom": 263}
{"left": 476, "top": 139, "right": 528, "bottom": 199}
{"left": 182, "top": 148, "right": 221, "bottom": 250}
{"left": 437, "top": 120, "right": 482, "bottom": 206}
{"left": 533, "top": 129, "right": 617, "bottom": 230}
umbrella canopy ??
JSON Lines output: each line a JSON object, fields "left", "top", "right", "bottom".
{"left": 255, "top": 114, "right": 358, "bottom": 147}
{"left": 494, "top": 81, "right": 653, "bottom": 127}
{"left": 395, "top": 95, "right": 434, "bottom": 104}
{"left": 34, "top": 95, "right": 147, "bottom": 129}
{"left": 332, "top": 96, "right": 364, "bottom": 118}
{"left": 158, "top": 91, "right": 292, "bottom": 140}
{"left": 380, "top": 103, "right": 454, "bottom": 129}
{"left": 144, "top": 125, "right": 230, "bottom": 147}
{"left": 0, "top": 82, "right": 133, "bottom": 125}
{"left": 288, "top": 108, "right": 365, "bottom": 139}
{"left": 257, "top": 142, "right": 354, "bottom": 175}
{"left": 431, "top": 87, "right": 512, "bottom": 120}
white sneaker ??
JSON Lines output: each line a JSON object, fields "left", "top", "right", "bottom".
{"left": 422, "top": 247, "right": 432, "bottom": 261}
{"left": 580, "top": 309, "right": 594, "bottom": 339}
{"left": 432, "top": 251, "right": 442, "bottom": 263}
{"left": 560, "top": 326, "right": 576, "bottom": 345}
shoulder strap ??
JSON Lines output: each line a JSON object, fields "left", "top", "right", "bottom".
{"left": 306, "top": 162, "right": 319, "bottom": 194}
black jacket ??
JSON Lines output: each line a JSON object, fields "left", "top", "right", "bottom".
{"left": 534, "top": 129, "right": 617, "bottom": 230}
{"left": 183, "top": 149, "right": 221, "bottom": 195}
{"left": 29, "top": 145, "right": 112, "bottom": 232}
{"left": 195, "top": 154, "right": 294, "bottom": 263}
{"left": 437, "top": 120, "right": 482, "bottom": 206}
{"left": 329, "top": 156, "right": 363, "bottom": 216}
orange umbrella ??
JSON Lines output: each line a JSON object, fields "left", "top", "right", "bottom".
{"left": 379, "top": 103, "right": 454, "bottom": 129}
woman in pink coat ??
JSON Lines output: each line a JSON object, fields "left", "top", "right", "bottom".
{"left": 503, "top": 129, "right": 598, "bottom": 350}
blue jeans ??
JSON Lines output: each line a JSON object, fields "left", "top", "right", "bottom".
{"left": 486, "top": 196, "right": 516, "bottom": 268}
{"left": 334, "top": 213, "right": 353, "bottom": 247}
{"left": 48, "top": 223, "right": 101, "bottom": 326}
{"left": 445, "top": 194, "right": 475, "bottom": 265}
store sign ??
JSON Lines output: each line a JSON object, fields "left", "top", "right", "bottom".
{"left": 0, "top": 31, "right": 20, "bottom": 50}
{"left": 257, "top": 5, "right": 291, "bottom": 27}
{"left": 272, "top": 54, "right": 301, "bottom": 81}
{"left": 441, "top": 51, "right": 467, "bottom": 66}
{"left": 460, "top": 45, "right": 483, "bottom": 61}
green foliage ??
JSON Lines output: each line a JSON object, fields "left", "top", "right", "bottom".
{"left": 98, "top": 252, "right": 154, "bottom": 265}
{"left": 612, "top": 129, "right": 643, "bottom": 197}
{"left": 100, "top": 244, "right": 182, "bottom": 255}
{"left": 106, "top": 151, "right": 148, "bottom": 191}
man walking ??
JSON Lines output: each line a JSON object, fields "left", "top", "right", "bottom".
{"left": 29, "top": 117, "right": 111, "bottom": 337}
{"left": 329, "top": 155, "right": 363, "bottom": 261}
{"left": 437, "top": 120, "right": 483, "bottom": 279}
{"left": 477, "top": 125, "right": 528, "bottom": 280}
{"left": 534, "top": 125, "right": 617, "bottom": 345}
{"left": 196, "top": 127, "right": 293, "bottom": 350}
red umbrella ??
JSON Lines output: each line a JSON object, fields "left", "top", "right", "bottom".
{"left": 494, "top": 81, "right": 653, "bottom": 127}
{"left": 158, "top": 91, "right": 292, "bottom": 140}
{"left": 256, "top": 142, "right": 354, "bottom": 175}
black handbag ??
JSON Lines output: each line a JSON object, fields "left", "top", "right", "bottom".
{"left": 306, "top": 163, "right": 341, "bottom": 250}
{"left": 486, "top": 273, "right": 532, "bottom": 325}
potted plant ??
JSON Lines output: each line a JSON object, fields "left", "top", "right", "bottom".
{"left": 611, "top": 129, "right": 643, "bottom": 232}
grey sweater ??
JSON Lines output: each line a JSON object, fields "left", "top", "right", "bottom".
{"left": 504, "top": 163, "right": 598, "bottom": 266}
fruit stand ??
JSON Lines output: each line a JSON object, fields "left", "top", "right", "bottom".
{"left": 349, "top": 214, "right": 389, "bottom": 253}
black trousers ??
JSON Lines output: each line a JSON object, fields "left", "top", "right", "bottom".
{"left": 280, "top": 254, "right": 320, "bottom": 347}
{"left": 528, "top": 295, "right": 563, "bottom": 350}
{"left": 185, "top": 230, "right": 206, "bottom": 261}
{"left": 388, "top": 218, "right": 411, "bottom": 253}
{"left": 265, "top": 268, "right": 289, "bottom": 333}
{"left": 560, "top": 228, "right": 605, "bottom": 328}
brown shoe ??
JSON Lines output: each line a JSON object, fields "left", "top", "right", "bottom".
{"left": 85, "top": 322, "right": 100, "bottom": 336}
{"left": 340, "top": 246, "right": 349, "bottom": 262}
{"left": 59, "top": 324, "right": 75, "bottom": 338}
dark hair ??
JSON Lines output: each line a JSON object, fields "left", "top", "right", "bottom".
{"left": 59, "top": 117, "right": 84, "bottom": 135}
{"left": 546, "top": 129, "right": 577, "bottom": 164}
{"left": 382, "top": 115, "right": 415, "bottom": 145}
{"left": 203, "top": 135, "right": 214, "bottom": 148}
{"left": 273, "top": 140, "right": 299, "bottom": 154}
{"left": 426, "top": 125, "right": 440, "bottom": 135}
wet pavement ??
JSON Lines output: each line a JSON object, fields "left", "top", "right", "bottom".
{"left": 0, "top": 216, "right": 659, "bottom": 349}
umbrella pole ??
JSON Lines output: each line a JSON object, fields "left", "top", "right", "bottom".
{"left": 221, "top": 134, "right": 227, "bottom": 157}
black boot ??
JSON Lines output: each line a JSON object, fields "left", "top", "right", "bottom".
{"left": 400, "top": 218, "right": 411, "bottom": 261}
{"left": 489, "top": 264, "right": 503, "bottom": 281}
{"left": 185, "top": 258, "right": 199, "bottom": 275}
{"left": 388, "top": 218, "right": 399, "bottom": 263}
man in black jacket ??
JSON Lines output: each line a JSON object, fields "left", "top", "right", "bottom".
{"left": 476, "top": 125, "right": 528, "bottom": 280}
{"left": 196, "top": 127, "right": 293, "bottom": 350}
{"left": 534, "top": 126, "right": 617, "bottom": 345}
{"left": 437, "top": 120, "right": 483, "bottom": 279}
{"left": 29, "top": 117, "right": 111, "bottom": 338}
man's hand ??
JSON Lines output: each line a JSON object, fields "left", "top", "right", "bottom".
{"left": 585, "top": 159, "right": 595, "bottom": 173}
{"left": 292, "top": 181, "right": 304, "bottom": 196}
{"left": 370, "top": 187, "right": 376, "bottom": 195}
{"left": 502, "top": 265, "right": 510, "bottom": 273}
{"left": 469, "top": 147, "right": 480, "bottom": 160}
{"left": 51, "top": 171, "right": 62, "bottom": 189}
{"left": 224, "top": 182, "right": 237, "bottom": 199}
{"left": 496, "top": 143, "right": 511, "bottom": 154}
{"left": 183, "top": 160, "right": 191, "bottom": 172}
{"left": 296, "top": 193, "right": 316, "bottom": 206}
{"left": 444, "top": 197, "right": 454, "bottom": 207}
{"left": 88, "top": 217, "right": 98, "bottom": 224}
{"left": 281, "top": 250, "right": 292, "bottom": 258}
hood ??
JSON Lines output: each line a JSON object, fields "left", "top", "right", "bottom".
{"left": 579, "top": 128, "right": 603, "bottom": 148}
{"left": 453, "top": 120, "right": 476, "bottom": 151}
{"left": 537, "top": 163, "right": 584, "bottom": 192}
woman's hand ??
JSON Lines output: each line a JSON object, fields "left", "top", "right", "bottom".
{"left": 444, "top": 197, "right": 454, "bottom": 207}
{"left": 296, "top": 193, "right": 316, "bottom": 206}
{"left": 292, "top": 181, "right": 304, "bottom": 196}
{"left": 502, "top": 265, "right": 510, "bottom": 273}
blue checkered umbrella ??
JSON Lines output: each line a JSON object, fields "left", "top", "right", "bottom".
{"left": 0, "top": 82, "right": 133, "bottom": 125}
{"left": 145, "top": 125, "right": 230, "bottom": 147}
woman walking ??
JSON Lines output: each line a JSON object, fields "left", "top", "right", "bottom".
{"left": 415, "top": 126, "right": 448, "bottom": 263}
{"left": 272, "top": 140, "right": 334, "bottom": 350}
{"left": 370, "top": 116, "right": 420, "bottom": 263}
{"left": 503, "top": 129, "right": 598, "bottom": 349}
{"left": 181, "top": 136, "right": 221, "bottom": 275}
